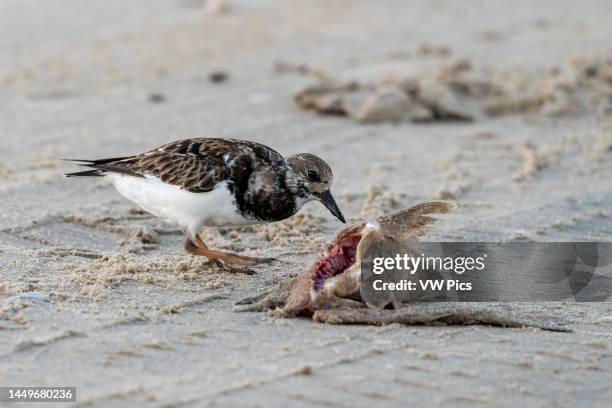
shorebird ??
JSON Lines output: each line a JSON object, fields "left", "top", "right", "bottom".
{"left": 66, "top": 138, "right": 345, "bottom": 270}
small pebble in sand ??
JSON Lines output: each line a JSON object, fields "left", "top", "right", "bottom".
{"left": 209, "top": 71, "right": 229, "bottom": 83}
{"left": 148, "top": 93, "right": 166, "bottom": 103}
{"left": 294, "top": 365, "right": 314, "bottom": 375}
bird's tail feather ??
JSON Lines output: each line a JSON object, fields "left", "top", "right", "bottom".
{"left": 65, "top": 169, "right": 106, "bottom": 177}
{"left": 63, "top": 156, "right": 132, "bottom": 178}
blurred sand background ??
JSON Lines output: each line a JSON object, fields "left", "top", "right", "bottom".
{"left": 1, "top": 0, "right": 612, "bottom": 406}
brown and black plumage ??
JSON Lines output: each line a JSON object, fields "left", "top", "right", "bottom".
{"left": 67, "top": 138, "right": 345, "bottom": 270}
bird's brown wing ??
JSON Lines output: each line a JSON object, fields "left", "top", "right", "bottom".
{"left": 76, "top": 138, "right": 272, "bottom": 193}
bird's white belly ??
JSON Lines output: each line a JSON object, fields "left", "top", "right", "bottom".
{"left": 109, "top": 174, "right": 254, "bottom": 233}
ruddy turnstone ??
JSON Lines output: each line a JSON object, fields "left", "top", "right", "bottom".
{"left": 66, "top": 138, "right": 345, "bottom": 269}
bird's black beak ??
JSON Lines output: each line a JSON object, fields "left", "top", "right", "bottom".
{"left": 318, "top": 190, "right": 346, "bottom": 223}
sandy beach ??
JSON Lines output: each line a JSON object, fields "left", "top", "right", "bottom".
{"left": 1, "top": 0, "right": 612, "bottom": 406}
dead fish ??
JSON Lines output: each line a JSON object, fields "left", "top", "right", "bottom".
{"left": 236, "top": 201, "right": 456, "bottom": 316}
{"left": 236, "top": 201, "right": 572, "bottom": 332}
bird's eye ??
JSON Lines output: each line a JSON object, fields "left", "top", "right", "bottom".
{"left": 306, "top": 169, "right": 321, "bottom": 182}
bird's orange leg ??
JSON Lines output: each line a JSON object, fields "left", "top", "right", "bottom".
{"left": 194, "top": 235, "right": 275, "bottom": 265}
{"left": 184, "top": 236, "right": 274, "bottom": 273}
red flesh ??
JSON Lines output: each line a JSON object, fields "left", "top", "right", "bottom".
{"left": 312, "top": 232, "right": 362, "bottom": 290}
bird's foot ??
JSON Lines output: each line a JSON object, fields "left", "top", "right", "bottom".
{"left": 236, "top": 255, "right": 276, "bottom": 265}
{"left": 208, "top": 250, "right": 275, "bottom": 268}
{"left": 185, "top": 238, "right": 274, "bottom": 274}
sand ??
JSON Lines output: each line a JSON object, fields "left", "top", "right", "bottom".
{"left": 1, "top": 0, "right": 612, "bottom": 406}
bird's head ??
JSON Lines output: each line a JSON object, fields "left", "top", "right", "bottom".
{"left": 286, "top": 153, "right": 345, "bottom": 223}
